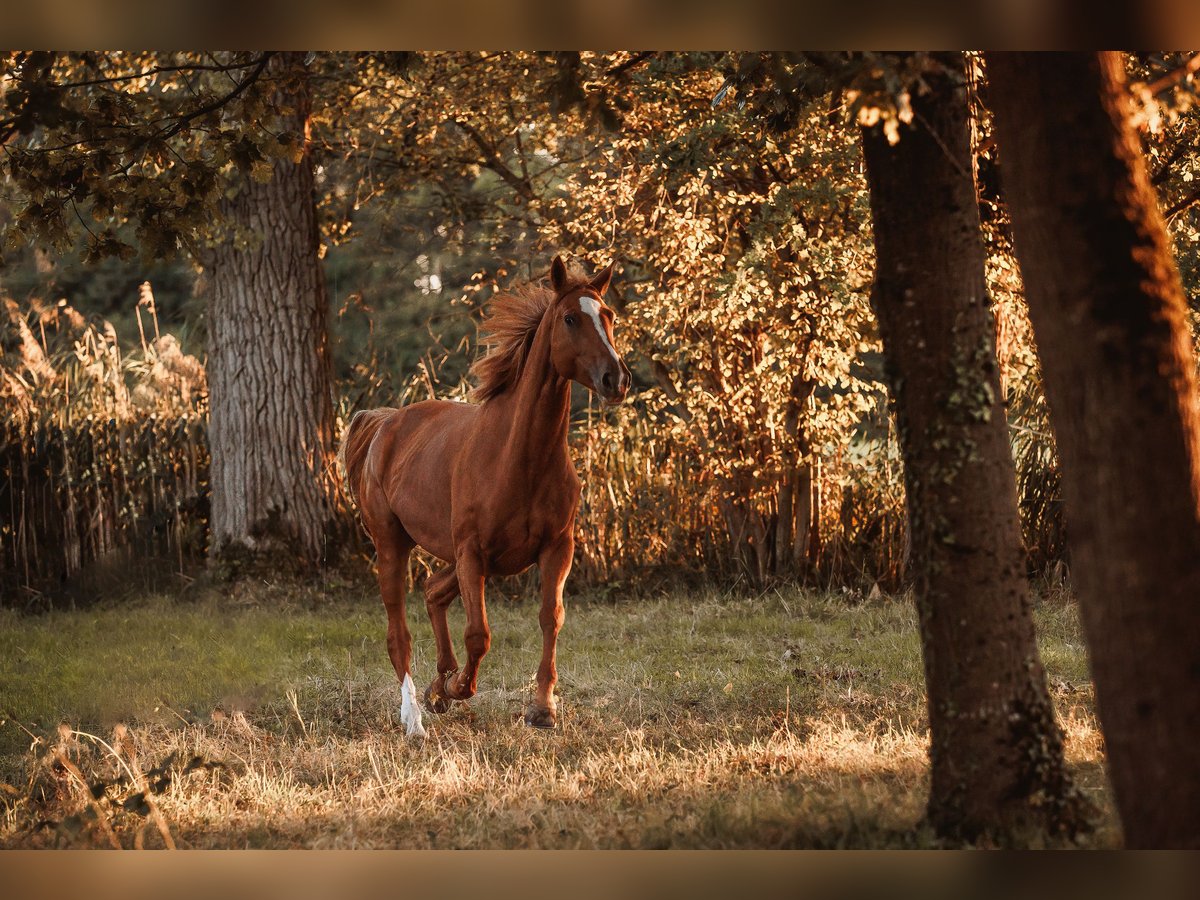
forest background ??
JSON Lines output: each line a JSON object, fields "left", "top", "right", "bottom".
{"left": 4, "top": 49, "right": 1200, "bottom": 850}
{"left": 8, "top": 51, "right": 1199, "bottom": 599}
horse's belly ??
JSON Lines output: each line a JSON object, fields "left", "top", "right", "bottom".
{"left": 487, "top": 544, "right": 540, "bottom": 577}
{"left": 389, "top": 462, "right": 456, "bottom": 560}
{"left": 396, "top": 500, "right": 456, "bottom": 562}
{"left": 478, "top": 510, "right": 573, "bottom": 577}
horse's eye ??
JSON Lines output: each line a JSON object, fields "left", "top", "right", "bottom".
{"left": 564, "top": 314, "right": 577, "bottom": 327}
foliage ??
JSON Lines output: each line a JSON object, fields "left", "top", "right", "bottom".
{"left": 4, "top": 51, "right": 1200, "bottom": 595}
{"left": 0, "top": 52, "right": 286, "bottom": 259}
{"left": 555, "top": 56, "right": 887, "bottom": 583}
{"left": 1127, "top": 53, "right": 1200, "bottom": 301}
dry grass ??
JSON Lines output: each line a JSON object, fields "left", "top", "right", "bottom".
{"left": 0, "top": 581, "right": 1116, "bottom": 848}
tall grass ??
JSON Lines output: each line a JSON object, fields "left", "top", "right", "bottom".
{"left": 1, "top": 289, "right": 207, "bottom": 600}
{"left": 568, "top": 398, "right": 911, "bottom": 590}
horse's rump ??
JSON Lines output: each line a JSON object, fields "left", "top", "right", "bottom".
{"left": 340, "top": 407, "right": 397, "bottom": 506}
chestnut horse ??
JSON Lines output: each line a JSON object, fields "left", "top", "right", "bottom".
{"left": 342, "top": 257, "right": 630, "bottom": 736}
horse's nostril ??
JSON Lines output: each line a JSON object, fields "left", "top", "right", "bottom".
{"left": 602, "top": 371, "right": 615, "bottom": 392}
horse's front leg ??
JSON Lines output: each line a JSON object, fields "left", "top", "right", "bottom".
{"left": 526, "top": 535, "right": 572, "bottom": 729}
{"left": 443, "top": 551, "right": 490, "bottom": 701}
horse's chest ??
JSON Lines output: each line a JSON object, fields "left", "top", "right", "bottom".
{"left": 474, "top": 481, "right": 577, "bottom": 575}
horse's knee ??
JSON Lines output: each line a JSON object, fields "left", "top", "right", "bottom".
{"left": 377, "top": 554, "right": 410, "bottom": 601}
{"left": 424, "top": 586, "right": 452, "bottom": 615}
{"left": 539, "top": 603, "right": 564, "bottom": 634}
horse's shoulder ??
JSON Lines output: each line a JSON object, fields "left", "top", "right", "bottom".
{"left": 542, "top": 460, "right": 582, "bottom": 515}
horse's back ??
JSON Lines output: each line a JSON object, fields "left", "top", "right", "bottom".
{"left": 353, "top": 399, "right": 475, "bottom": 561}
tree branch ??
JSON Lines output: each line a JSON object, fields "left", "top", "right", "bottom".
{"left": 449, "top": 118, "right": 535, "bottom": 202}
{"left": 154, "top": 52, "right": 273, "bottom": 143}
{"left": 1163, "top": 184, "right": 1200, "bottom": 221}
{"left": 1151, "top": 141, "right": 1189, "bottom": 186}
{"left": 605, "top": 52, "right": 655, "bottom": 79}
{"left": 60, "top": 57, "right": 269, "bottom": 90}
{"left": 1144, "top": 52, "right": 1200, "bottom": 97}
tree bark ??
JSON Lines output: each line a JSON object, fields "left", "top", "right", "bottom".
{"left": 775, "top": 470, "right": 795, "bottom": 572}
{"left": 202, "top": 53, "right": 338, "bottom": 569}
{"left": 861, "top": 52, "right": 1085, "bottom": 841}
{"left": 987, "top": 51, "right": 1200, "bottom": 848}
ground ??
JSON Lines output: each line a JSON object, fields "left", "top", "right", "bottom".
{"left": 0, "top": 577, "right": 1115, "bottom": 848}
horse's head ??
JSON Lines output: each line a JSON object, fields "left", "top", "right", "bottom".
{"left": 548, "top": 255, "right": 631, "bottom": 405}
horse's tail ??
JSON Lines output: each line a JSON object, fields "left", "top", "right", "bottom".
{"left": 340, "top": 408, "right": 396, "bottom": 507}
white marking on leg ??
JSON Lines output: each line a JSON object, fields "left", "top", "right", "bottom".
{"left": 401, "top": 672, "right": 426, "bottom": 738}
{"left": 580, "top": 295, "right": 620, "bottom": 366}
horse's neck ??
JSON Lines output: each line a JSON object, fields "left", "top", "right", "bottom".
{"left": 490, "top": 314, "right": 571, "bottom": 469}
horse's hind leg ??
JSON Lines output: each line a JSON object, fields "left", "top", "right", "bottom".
{"left": 422, "top": 563, "right": 460, "bottom": 714}
{"left": 370, "top": 514, "right": 425, "bottom": 737}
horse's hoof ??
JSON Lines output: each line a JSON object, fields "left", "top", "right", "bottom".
{"left": 524, "top": 706, "right": 557, "bottom": 729}
{"left": 441, "top": 672, "right": 476, "bottom": 702}
{"left": 423, "top": 683, "right": 452, "bottom": 715}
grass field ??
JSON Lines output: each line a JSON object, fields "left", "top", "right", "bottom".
{"left": 0, "top": 577, "right": 1116, "bottom": 848}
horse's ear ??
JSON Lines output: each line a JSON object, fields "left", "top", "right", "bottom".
{"left": 589, "top": 262, "right": 614, "bottom": 297}
{"left": 550, "top": 255, "right": 568, "bottom": 293}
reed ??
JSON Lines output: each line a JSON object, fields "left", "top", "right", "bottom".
{"left": 0, "top": 288, "right": 208, "bottom": 600}
{"left": 567, "top": 392, "right": 910, "bottom": 592}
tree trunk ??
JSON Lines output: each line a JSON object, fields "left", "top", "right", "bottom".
{"left": 987, "top": 51, "right": 1200, "bottom": 848}
{"left": 803, "top": 452, "right": 821, "bottom": 567}
{"left": 202, "top": 53, "right": 338, "bottom": 569}
{"left": 861, "top": 52, "right": 1085, "bottom": 841}
{"left": 780, "top": 375, "right": 818, "bottom": 574}
{"left": 775, "top": 470, "right": 795, "bottom": 572}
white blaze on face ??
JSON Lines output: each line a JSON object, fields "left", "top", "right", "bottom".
{"left": 401, "top": 672, "right": 426, "bottom": 738}
{"left": 579, "top": 295, "right": 620, "bottom": 367}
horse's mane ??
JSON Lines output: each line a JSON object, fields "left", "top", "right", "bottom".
{"left": 469, "top": 264, "right": 588, "bottom": 403}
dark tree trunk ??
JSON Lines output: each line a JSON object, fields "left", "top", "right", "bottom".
{"left": 988, "top": 51, "right": 1200, "bottom": 849}
{"left": 861, "top": 52, "right": 1085, "bottom": 841}
{"left": 776, "top": 376, "right": 817, "bottom": 576}
{"left": 202, "top": 53, "right": 338, "bottom": 569}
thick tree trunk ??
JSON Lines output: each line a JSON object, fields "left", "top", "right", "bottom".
{"left": 202, "top": 54, "right": 338, "bottom": 569}
{"left": 861, "top": 52, "right": 1084, "bottom": 841}
{"left": 988, "top": 51, "right": 1200, "bottom": 848}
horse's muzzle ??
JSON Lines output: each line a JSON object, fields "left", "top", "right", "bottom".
{"left": 599, "top": 363, "right": 631, "bottom": 405}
